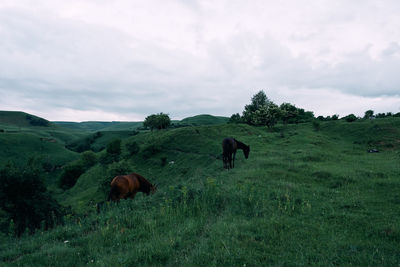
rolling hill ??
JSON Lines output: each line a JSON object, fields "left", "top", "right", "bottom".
{"left": 0, "top": 111, "right": 400, "bottom": 265}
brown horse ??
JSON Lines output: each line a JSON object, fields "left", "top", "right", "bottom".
{"left": 222, "top": 137, "right": 250, "bottom": 169}
{"left": 108, "top": 173, "right": 157, "bottom": 202}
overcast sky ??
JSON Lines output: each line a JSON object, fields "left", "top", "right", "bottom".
{"left": 1, "top": 0, "right": 400, "bottom": 121}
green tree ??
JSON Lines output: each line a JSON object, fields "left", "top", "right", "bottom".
{"left": 242, "top": 90, "right": 271, "bottom": 124}
{"left": 364, "top": 110, "right": 374, "bottom": 119}
{"left": 280, "top": 103, "right": 299, "bottom": 124}
{"left": 144, "top": 113, "right": 171, "bottom": 130}
{"left": 343, "top": 114, "right": 358, "bottom": 122}
{"left": 228, "top": 113, "right": 242, "bottom": 123}
{"left": 264, "top": 103, "right": 281, "bottom": 128}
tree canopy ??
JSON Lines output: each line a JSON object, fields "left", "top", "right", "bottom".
{"left": 143, "top": 113, "right": 171, "bottom": 130}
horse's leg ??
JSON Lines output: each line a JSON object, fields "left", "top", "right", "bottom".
{"left": 228, "top": 153, "right": 232, "bottom": 169}
{"left": 233, "top": 151, "right": 236, "bottom": 168}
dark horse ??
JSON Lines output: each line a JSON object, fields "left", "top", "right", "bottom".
{"left": 222, "top": 137, "right": 250, "bottom": 169}
{"left": 108, "top": 173, "right": 157, "bottom": 202}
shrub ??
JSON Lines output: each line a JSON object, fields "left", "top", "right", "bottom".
{"left": 228, "top": 113, "right": 242, "bottom": 123}
{"left": 81, "top": 151, "right": 97, "bottom": 168}
{"left": 0, "top": 163, "right": 64, "bottom": 236}
{"left": 125, "top": 139, "right": 140, "bottom": 155}
{"left": 99, "top": 139, "right": 122, "bottom": 164}
{"left": 343, "top": 114, "right": 358, "bottom": 122}
{"left": 59, "top": 162, "right": 85, "bottom": 190}
{"left": 142, "top": 144, "right": 161, "bottom": 159}
{"left": 106, "top": 139, "right": 122, "bottom": 155}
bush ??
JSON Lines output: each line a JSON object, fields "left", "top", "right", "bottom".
{"left": 106, "top": 139, "right": 121, "bottom": 155}
{"left": 59, "top": 162, "right": 85, "bottom": 190}
{"left": 343, "top": 114, "right": 358, "bottom": 122}
{"left": 126, "top": 139, "right": 140, "bottom": 155}
{"left": 98, "top": 139, "right": 122, "bottom": 164}
{"left": 0, "top": 163, "right": 64, "bottom": 236}
{"left": 228, "top": 113, "right": 242, "bottom": 123}
{"left": 81, "top": 151, "right": 97, "bottom": 167}
{"left": 142, "top": 144, "right": 161, "bottom": 159}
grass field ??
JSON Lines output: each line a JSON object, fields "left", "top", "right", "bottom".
{"left": 0, "top": 113, "right": 399, "bottom": 266}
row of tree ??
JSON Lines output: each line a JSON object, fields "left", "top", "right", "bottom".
{"left": 229, "top": 91, "right": 314, "bottom": 127}
{"left": 125, "top": 91, "right": 400, "bottom": 132}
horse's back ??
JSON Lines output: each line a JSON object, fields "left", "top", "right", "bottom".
{"left": 111, "top": 174, "right": 140, "bottom": 195}
{"left": 222, "top": 137, "right": 236, "bottom": 153}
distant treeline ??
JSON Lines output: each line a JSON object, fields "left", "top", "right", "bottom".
{"left": 228, "top": 90, "right": 400, "bottom": 127}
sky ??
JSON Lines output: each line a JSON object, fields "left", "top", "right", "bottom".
{"left": 1, "top": 0, "right": 400, "bottom": 122}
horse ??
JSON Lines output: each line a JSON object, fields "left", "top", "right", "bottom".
{"left": 108, "top": 173, "right": 157, "bottom": 202}
{"left": 222, "top": 137, "right": 250, "bottom": 169}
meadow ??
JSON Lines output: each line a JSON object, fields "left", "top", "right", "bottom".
{"left": 0, "top": 112, "right": 400, "bottom": 266}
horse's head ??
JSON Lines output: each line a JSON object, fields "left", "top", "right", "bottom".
{"left": 243, "top": 145, "right": 250, "bottom": 159}
{"left": 150, "top": 183, "right": 158, "bottom": 195}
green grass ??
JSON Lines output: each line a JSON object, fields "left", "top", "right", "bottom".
{"left": 1, "top": 117, "right": 400, "bottom": 265}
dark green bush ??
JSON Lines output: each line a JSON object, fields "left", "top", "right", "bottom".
{"left": 343, "top": 114, "right": 358, "bottom": 122}
{"left": 81, "top": 151, "right": 97, "bottom": 168}
{"left": 125, "top": 139, "right": 140, "bottom": 155}
{"left": 106, "top": 139, "right": 121, "bottom": 155}
{"left": 142, "top": 144, "right": 161, "bottom": 159}
{"left": 59, "top": 162, "right": 85, "bottom": 190}
{"left": 0, "top": 163, "right": 64, "bottom": 236}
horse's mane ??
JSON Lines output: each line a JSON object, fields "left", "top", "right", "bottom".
{"left": 234, "top": 139, "right": 248, "bottom": 150}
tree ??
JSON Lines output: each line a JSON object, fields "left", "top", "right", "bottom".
{"left": 264, "top": 103, "right": 281, "bottom": 128}
{"left": 228, "top": 113, "right": 242, "bottom": 123}
{"left": 280, "top": 103, "right": 299, "bottom": 124}
{"left": 143, "top": 113, "right": 171, "bottom": 130}
{"left": 364, "top": 110, "right": 374, "bottom": 119}
{"left": 242, "top": 90, "right": 271, "bottom": 124}
{"left": 343, "top": 114, "right": 357, "bottom": 122}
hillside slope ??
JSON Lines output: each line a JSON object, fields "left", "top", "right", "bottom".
{"left": 1, "top": 118, "right": 400, "bottom": 265}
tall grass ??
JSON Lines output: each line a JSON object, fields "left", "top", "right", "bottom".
{"left": 1, "top": 118, "right": 400, "bottom": 265}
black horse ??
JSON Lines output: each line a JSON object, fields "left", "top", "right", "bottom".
{"left": 222, "top": 137, "right": 250, "bottom": 169}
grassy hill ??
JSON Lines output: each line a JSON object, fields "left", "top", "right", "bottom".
{"left": 1, "top": 116, "right": 400, "bottom": 265}
{"left": 54, "top": 121, "right": 143, "bottom": 132}
{"left": 0, "top": 111, "right": 82, "bottom": 169}
{"left": 177, "top": 114, "right": 229, "bottom": 126}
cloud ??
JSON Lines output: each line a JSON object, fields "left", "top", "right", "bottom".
{"left": 1, "top": 1, "right": 400, "bottom": 121}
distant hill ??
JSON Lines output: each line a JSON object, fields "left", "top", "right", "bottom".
{"left": 0, "top": 111, "right": 51, "bottom": 128}
{"left": 177, "top": 114, "right": 229, "bottom": 126}
{"left": 54, "top": 121, "right": 143, "bottom": 132}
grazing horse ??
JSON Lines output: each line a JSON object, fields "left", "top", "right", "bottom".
{"left": 222, "top": 137, "right": 250, "bottom": 169}
{"left": 108, "top": 173, "right": 157, "bottom": 202}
